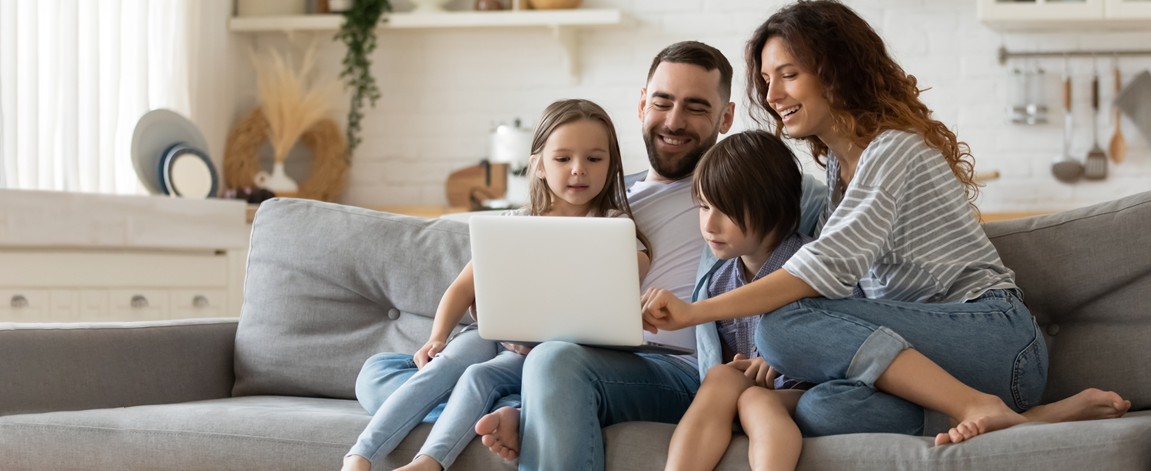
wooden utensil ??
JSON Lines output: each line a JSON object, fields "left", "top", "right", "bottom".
{"left": 1083, "top": 68, "right": 1108, "bottom": 180}
{"left": 1110, "top": 66, "right": 1128, "bottom": 164}
{"left": 446, "top": 161, "right": 509, "bottom": 209}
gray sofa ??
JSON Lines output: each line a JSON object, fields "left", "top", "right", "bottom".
{"left": 3, "top": 191, "right": 1151, "bottom": 471}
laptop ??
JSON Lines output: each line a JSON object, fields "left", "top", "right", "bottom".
{"left": 469, "top": 215, "right": 695, "bottom": 355}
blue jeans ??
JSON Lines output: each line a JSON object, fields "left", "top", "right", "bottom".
{"left": 518, "top": 342, "right": 700, "bottom": 471}
{"left": 350, "top": 330, "right": 523, "bottom": 468}
{"left": 755, "top": 289, "right": 1048, "bottom": 437}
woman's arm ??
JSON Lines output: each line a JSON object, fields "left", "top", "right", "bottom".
{"left": 415, "top": 261, "right": 476, "bottom": 368}
{"left": 641, "top": 267, "right": 818, "bottom": 333}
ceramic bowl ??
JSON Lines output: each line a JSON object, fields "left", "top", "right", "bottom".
{"left": 529, "top": 0, "right": 582, "bottom": 9}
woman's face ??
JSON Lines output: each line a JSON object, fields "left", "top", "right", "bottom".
{"left": 760, "top": 37, "right": 835, "bottom": 141}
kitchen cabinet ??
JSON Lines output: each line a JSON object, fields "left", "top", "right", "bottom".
{"left": 979, "top": 0, "right": 1151, "bottom": 30}
{"left": 0, "top": 190, "right": 248, "bottom": 323}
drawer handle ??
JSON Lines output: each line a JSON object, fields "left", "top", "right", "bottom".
{"left": 192, "top": 295, "right": 209, "bottom": 308}
{"left": 130, "top": 295, "right": 149, "bottom": 308}
{"left": 10, "top": 295, "right": 28, "bottom": 308}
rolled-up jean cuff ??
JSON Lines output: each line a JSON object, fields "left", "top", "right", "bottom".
{"left": 845, "top": 326, "right": 911, "bottom": 387}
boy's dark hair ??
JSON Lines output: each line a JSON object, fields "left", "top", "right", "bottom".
{"left": 647, "top": 41, "right": 733, "bottom": 102}
{"left": 692, "top": 130, "right": 802, "bottom": 241}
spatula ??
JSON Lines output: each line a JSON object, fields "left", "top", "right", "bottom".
{"left": 1084, "top": 66, "right": 1108, "bottom": 180}
{"left": 1110, "top": 65, "right": 1127, "bottom": 164}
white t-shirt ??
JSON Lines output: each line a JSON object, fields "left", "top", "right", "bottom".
{"left": 627, "top": 177, "right": 702, "bottom": 365}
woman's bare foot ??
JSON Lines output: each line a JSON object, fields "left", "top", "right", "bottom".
{"left": 934, "top": 395, "right": 1028, "bottom": 446}
{"left": 1022, "top": 388, "right": 1131, "bottom": 424}
{"left": 393, "top": 454, "right": 443, "bottom": 471}
{"left": 341, "top": 454, "right": 371, "bottom": 471}
{"left": 475, "top": 406, "right": 521, "bottom": 461}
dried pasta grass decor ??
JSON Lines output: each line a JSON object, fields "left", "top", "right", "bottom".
{"left": 224, "top": 107, "right": 348, "bottom": 202}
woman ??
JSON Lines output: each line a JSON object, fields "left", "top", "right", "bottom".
{"left": 641, "top": 0, "right": 1129, "bottom": 445}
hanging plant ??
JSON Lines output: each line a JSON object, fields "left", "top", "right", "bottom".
{"left": 334, "top": 0, "right": 392, "bottom": 160}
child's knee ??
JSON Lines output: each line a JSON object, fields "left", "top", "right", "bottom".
{"left": 738, "top": 387, "right": 783, "bottom": 411}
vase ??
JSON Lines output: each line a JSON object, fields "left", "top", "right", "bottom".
{"left": 254, "top": 162, "right": 299, "bottom": 196}
{"left": 528, "top": 0, "right": 582, "bottom": 9}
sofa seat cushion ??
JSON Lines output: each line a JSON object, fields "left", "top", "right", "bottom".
{"left": 605, "top": 411, "right": 1151, "bottom": 470}
{"left": 0, "top": 396, "right": 513, "bottom": 471}
{"left": 2, "top": 396, "right": 1149, "bottom": 471}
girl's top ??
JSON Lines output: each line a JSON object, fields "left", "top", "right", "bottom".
{"left": 782, "top": 130, "right": 1018, "bottom": 303}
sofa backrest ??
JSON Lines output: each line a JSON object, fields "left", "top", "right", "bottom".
{"left": 232, "top": 199, "right": 470, "bottom": 399}
{"left": 983, "top": 190, "right": 1151, "bottom": 410}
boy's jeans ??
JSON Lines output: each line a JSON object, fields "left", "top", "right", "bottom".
{"left": 756, "top": 289, "right": 1048, "bottom": 437}
{"left": 350, "top": 330, "right": 522, "bottom": 468}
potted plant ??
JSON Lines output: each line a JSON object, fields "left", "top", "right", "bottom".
{"left": 334, "top": 0, "right": 392, "bottom": 159}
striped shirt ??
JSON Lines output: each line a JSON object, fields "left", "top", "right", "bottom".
{"left": 782, "top": 130, "right": 1018, "bottom": 303}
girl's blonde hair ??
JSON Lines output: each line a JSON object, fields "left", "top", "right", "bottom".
{"left": 527, "top": 99, "right": 652, "bottom": 258}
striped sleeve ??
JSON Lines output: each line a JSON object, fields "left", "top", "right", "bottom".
{"left": 783, "top": 184, "right": 898, "bottom": 299}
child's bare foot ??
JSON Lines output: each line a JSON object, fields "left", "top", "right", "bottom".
{"left": 934, "top": 395, "right": 1027, "bottom": 446}
{"left": 341, "top": 454, "right": 371, "bottom": 471}
{"left": 1022, "top": 388, "right": 1131, "bottom": 424}
{"left": 475, "top": 406, "right": 521, "bottom": 461}
{"left": 393, "top": 454, "right": 444, "bottom": 471}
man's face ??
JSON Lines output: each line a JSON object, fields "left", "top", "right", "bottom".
{"left": 639, "top": 62, "right": 734, "bottom": 182}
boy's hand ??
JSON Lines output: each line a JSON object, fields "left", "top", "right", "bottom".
{"left": 640, "top": 288, "right": 697, "bottom": 333}
{"left": 727, "top": 354, "right": 781, "bottom": 389}
{"left": 414, "top": 340, "right": 447, "bottom": 369}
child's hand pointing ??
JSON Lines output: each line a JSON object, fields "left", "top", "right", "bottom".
{"left": 640, "top": 288, "right": 698, "bottom": 333}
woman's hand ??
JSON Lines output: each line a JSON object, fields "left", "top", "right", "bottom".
{"left": 640, "top": 288, "right": 699, "bottom": 333}
{"left": 727, "top": 354, "right": 781, "bottom": 389}
{"left": 414, "top": 339, "right": 447, "bottom": 370}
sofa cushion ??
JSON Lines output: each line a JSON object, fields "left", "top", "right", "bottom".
{"left": 1, "top": 397, "right": 1147, "bottom": 471}
{"left": 604, "top": 412, "right": 1151, "bottom": 470}
{"left": 983, "top": 190, "right": 1151, "bottom": 410}
{"left": 0, "top": 396, "right": 514, "bottom": 471}
{"left": 234, "top": 199, "right": 472, "bottom": 399}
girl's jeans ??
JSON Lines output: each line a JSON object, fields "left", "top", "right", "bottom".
{"left": 755, "top": 289, "right": 1048, "bottom": 437}
{"left": 349, "top": 330, "right": 523, "bottom": 469}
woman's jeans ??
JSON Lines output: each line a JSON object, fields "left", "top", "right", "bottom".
{"left": 349, "top": 330, "right": 524, "bottom": 468}
{"left": 756, "top": 289, "right": 1048, "bottom": 437}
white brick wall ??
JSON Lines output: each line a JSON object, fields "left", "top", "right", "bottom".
{"left": 235, "top": 0, "right": 1151, "bottom": 213}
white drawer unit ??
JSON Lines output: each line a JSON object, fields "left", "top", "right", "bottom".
{"left": 169, "top": 289, "right": 227, "bottom": 319}
{"left": 0, "top": 289, "right": 48, "bottom": 322}
{"left": 0, "top": 189, "right": 250, "bottom": 324}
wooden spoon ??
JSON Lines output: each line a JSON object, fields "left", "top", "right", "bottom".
{"left": 1110, "top": 67, "right": 1127, "bottom": 164}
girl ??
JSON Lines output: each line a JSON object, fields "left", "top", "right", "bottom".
{"left": 342, "top": 99, "right": 652, "bottom": 471}
{"left": 665, "top": 130, "right": 814, "bottom": 471}
{"left": 642, "top": 0, "right": 1128, "bottom": 449}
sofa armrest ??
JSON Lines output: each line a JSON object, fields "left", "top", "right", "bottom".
{"left": 0, "top": 318, "right": 237, "bottom": 417}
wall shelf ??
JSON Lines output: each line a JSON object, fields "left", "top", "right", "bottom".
{"left": 228, "top": 10, "right": 630, "bottom": 84}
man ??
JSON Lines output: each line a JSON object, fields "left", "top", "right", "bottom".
{"left": 472, "top": 41, "right": 828, "bottom": 471}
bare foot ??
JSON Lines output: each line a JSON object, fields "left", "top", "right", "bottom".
{"left": 934, "top": 395, "right": 1028, "bottom": 446}
{"left": 393, "top": 454, "right": 443, "bottom": 471}
{"left": 1022, "top": 388, "right": 1131, "bottom": 424}
{"left": 475, "top": 406, "right": 521, "bottom": 461}
{"left": 341, "top": 454, "right": 371, "bottom": 471}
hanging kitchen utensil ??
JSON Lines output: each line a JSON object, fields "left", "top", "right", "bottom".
{"left": 1109, "top": 60, "right": 1127, "bottom": 165}
{"left": 1084, "top": 59, "right": 1108, "bottom": 180}
{"left": 1052, "top": 62, "right": 1083, "bottom": 184}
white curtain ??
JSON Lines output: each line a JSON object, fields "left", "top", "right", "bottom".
{"left": 0, "top": 0, "right": 191, "bottom": 194}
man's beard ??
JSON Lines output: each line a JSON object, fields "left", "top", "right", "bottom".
{"left": 643, "top": 126, "right": 721, "bottom": 181}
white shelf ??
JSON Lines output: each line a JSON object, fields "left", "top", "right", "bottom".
{"left": 978, "top": 0, "right": 1151, "bottom": 31}
{"left": 228, "top": 10, "right": 626, "bottom": 31}
{"left": 228, "top": 10, "right": 629, "bottom": 84}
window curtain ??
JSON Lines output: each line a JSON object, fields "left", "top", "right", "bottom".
{"left": 0, "top": 0, "right": 192, "bottom": 194}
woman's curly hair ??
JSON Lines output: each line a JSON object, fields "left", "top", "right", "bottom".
{"left": 745, "top": 0, "right": 980, "bottom": 207}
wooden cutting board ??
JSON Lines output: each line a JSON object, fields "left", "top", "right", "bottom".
{"left": 445, "top": 162, "right": 508, "bottom": 209}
